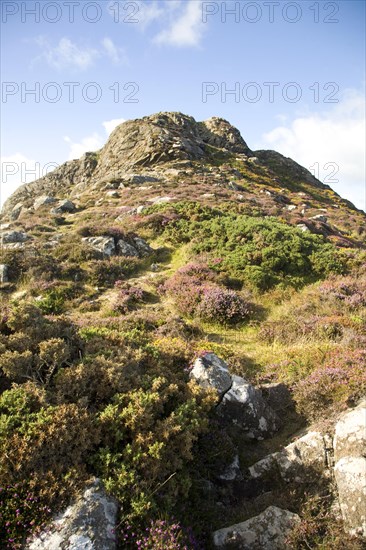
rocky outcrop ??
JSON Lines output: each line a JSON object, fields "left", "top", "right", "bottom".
{"left": 1, "top": 113, "right": 254, "bottom": 217}
{"left": 82, "top": 234, "right": 152, "bottom": 258}
{"left": 33, "top": 195, "right": 56, "bottom": 210}
{"left": 190, "top": 353, "right": 232, "bottom": 398}
{"left": 190, "top": 353, "right": 279, "bottom": 440}
{"left": 2, "top": 152, "right": 97, "bottom": 216}
{"left": 249, "top": 431, "right": 329, "bottom": 483}
{"left": 28, "top": 479, "right": 118, "bottom": 550}
{"left": 212, "top": 506, "right": 300, "bottom": 549}
{"left": 82, "top": 236, "right": 116, "bottom": 256}
{"left": 217, "top": 375, "right": 280, "bottom": 439}
{"left": 333, "top": 401, "right": 366, "bottom": 537}
{"left": 51, "top": 199, "right": 76, "bottom": 214}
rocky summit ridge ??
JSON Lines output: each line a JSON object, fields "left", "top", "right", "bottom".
{"left": 1, "top": 111, "right": 340, "bottom": 215}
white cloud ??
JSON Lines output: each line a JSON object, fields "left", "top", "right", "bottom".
{"left": 33, "top": 36, "right": 126, "bottom": 70}
{"left": 102, "top": 118, "right": 126, "bottom": 135}
{"left": 153, "top": 0, "right": 205, "bottom": 47}
{"left": 108, "top": 0, "right": 205, "bottom": 47}
{"left": 259, "top": 90, "right": 366, "bottom": 211}
{"left": 101, "top": 37, "right": 127, "bottom": 65}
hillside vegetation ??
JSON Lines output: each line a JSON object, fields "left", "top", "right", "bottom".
{"left": 1, "top": 113, "right": 365, "bottom": 549}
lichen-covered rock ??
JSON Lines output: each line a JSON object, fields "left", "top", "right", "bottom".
{"left": 334, "top": 401, "right": 366, "bottom": 462}
{"left": 82, "top": 236, "right": 116, "bottom": 256}
{"left": 212, "top": 506, "right": 300, "bottom": 549}
{"left": 131, "top": 236, "right": 152, "bottom": 257}
{"left": 249, "top": 431, "right": 327, "bottom": 482}
{"left": 333, "top": 401, "right": 366, "bottom": 537}
{"left": 117, "top": 240, "right": 139, "bottom": 257}
{"left": 1, "top": 230, "right": 29, "bottom": 244}
{"left": 27, "top": 479, "right": 118, "bottom": 550}
{"left": 0, "top": 264, "right": 9, "bottom": 283}
{"left": 216, "top": 375, "right": 279, "bottom": 439}
{"left": 190, "top": 353, "right": 232, "bottom": 398}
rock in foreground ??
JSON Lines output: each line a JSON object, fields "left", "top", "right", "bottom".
{"left": 28, "top": 479, "right": 117, "bottom": 550}
{"left": 212, "top": 506, "right": 300, "bottom": 549}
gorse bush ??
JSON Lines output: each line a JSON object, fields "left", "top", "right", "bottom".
{"left": 93, "top": 377, "right": 215, "bottom": 521}
{"left": 143, "top": 202, "right": 348, "bottom": 289}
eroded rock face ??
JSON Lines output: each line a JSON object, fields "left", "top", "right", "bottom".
{"left": 212, "top": 506, "right": 300, "bottom": 549}
{"left": 28, "top": 479, "right": 118, "bottom": 550}
{"left": 333, "top": 401, "right": 366, "bottom": 537}
{"left": 249, "top": 431, "right": 327, "bottom": 483}
{"left": 190, "top": 353, "right": 232, "bottom": 398}
{"left": 217, "top": 375, "right": 280, "bottom": 439}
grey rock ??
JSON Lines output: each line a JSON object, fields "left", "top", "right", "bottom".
{"left": 125, "top": 174, "right": 160, "bottom": 184}
{"left": 82, "top": 236, "right": 116, "bottom": 256}
{"left": 1, "top": 230, "right": 29, "bottom": 244}
{"left": 334, "top": 457, "right": 366, "bottom": 537}
{"left": 106, "top": 191, "right": 120, "bottom": 198}
{"left": 217, "top": 375, "right": 279, "bottom": 439}
{"left": 34, "top": 195, "right": 56, "bottom": 210}
{"left": 117, "top": 240, "right": 139, "bottom": 257}
{"left": 212, "top": 506, "right": 300, "bottom": 549}
{"left": 11, "top": 203, "right": 23, "bottom": 220}
{"left": 190, "top": 353, "right": 232, "bottom": 399}
{"left": 310, "top": 214, "right": 328, "bottom": 223}
{"left": 249, "top": 431, "right": 327, "bottom": 482}
{"left": 132, "top": 236, "right": 152, "bottom": 257}
{"left": 287, "top": 204, "right": 297, "bottom": 211}
{"left": 0, "top": 264, "right": 9, "bottom": 283}
{"left": 297, "top": 223, "right": 310, "bottom": 232}
{"left": 218, "top": 455, "right": 242, "bottom": 482}
{"left": 51, "top": 199, "right": 76, "bottom": 214}
{"left": 27, "top": 479, "right": 118, "bottom": 550}
{"left": 333, "top": 401, "right": 366, "bottom": 536}
{"left": 334, "top": 401, "right": 366, "bottom": 462}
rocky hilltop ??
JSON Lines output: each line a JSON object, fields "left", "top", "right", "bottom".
{"left": 1, "top": 113, "right": 365, "bottom": 549}
{"left": 1, "top": 112, "right": 347, "bottom": 212}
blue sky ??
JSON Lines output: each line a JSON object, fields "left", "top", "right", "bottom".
{"left": 1, "top": 0, "right": 365, "bottom": 209}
